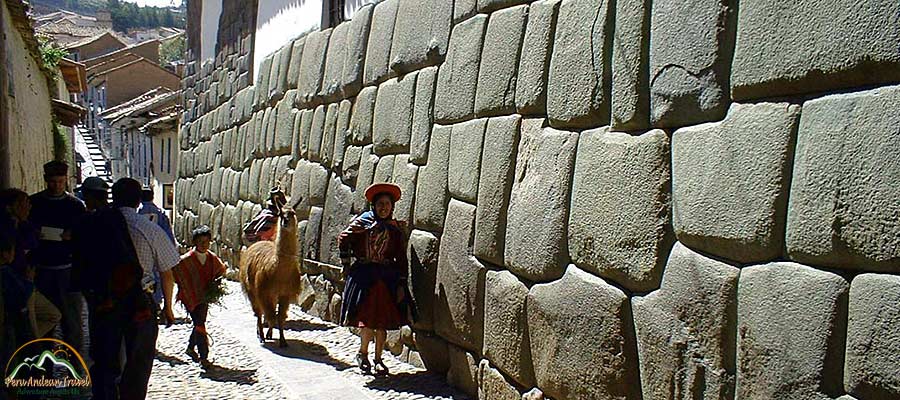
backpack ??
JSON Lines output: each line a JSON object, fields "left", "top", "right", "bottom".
{"left": 74, "top": 207, "right": 147, "bottom": 315}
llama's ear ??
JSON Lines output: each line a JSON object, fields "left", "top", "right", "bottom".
{"left": 288, "top": 196, "right": 303, "bottom": 209}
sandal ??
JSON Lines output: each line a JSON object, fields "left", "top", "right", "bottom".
{"left": 373, "top": 358, "right": 389, "bottom": 376}
{"left": 356, "top": 352, "right": 371, "bottom": 374}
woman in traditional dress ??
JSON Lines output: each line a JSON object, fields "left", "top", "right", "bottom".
{"left": 338, "top": 183, "right": 414, "bottom": 375}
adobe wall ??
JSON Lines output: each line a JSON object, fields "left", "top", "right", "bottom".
{"left": 176, "top": 0, "right": 900, "bottom": 398}
{"left": 2, "top": 1, "right": 55, "bottom": 193}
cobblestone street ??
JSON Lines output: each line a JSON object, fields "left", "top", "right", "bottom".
{"left": 147, "top": 281, "right": 468, "bottom": 400}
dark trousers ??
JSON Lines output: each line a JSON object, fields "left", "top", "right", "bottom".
{"left": 188, "top": 303, "right": 209, "bottom": 359}
{"left": 89, "top": 302, "right": 158, "bottom": 400}
{"left": 35, "top": 268, "right": 83, "bottom": 351}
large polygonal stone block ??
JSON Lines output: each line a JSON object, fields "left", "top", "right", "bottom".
{"left": 515, "top": 0, "right": 559, "bottom": 116}
{"left": 390, "top": 0, "right": 453, "bottom": 73}
{"left": 363, "top": 0, "right": 400, "bottom": 86}
{"left": 285, "top": 37, "right": 305, "bottom": 90}
{"left": 475, "top": 5, "right": 528, "bottom": 117}
{"left": 320, "top": 176, "right": 355, "bottom": 265}
{"left": 373, "top": 154, "right": 395, "bottom": 184}
{"left": 736, "top": 262, "right": 849, "bottom": 399}
{"left": 296, "top": 28, "right": 332, "bottom": 106}
{"left": 259, "top": 157, "right": 276, "bottom": 202}
{"left": 731, "top": 0, "right": 900, "bottom": 101}
{"left": 454, "top": 0, "right": 476, "bottom": 23}
{"left": 474, "top": 115, "right": 520, "bottom": 266}
{"left": 484, "top": 270, "right": 534, "bottom": 388}
{"left": 632, "top": 242, "right": 739, "bottom": 400}
{"left": 413, "top": 125, "right": 451, "bottom": 232}
{"left": 504, "top": 119, "right": 577, "bottom": 282}
{"left": 446, "top": 344, "right": 479, "bottom": 397}
{"left": 415, "top": 331, "right": 450, "bottom": 373}
{"left": 307, "top": 105, "right": 327, "bottom": 162}
{"left": 302, "top": 206, "right": 324, "bottom": 260}
{"left": 435, "top": 199, "right": 486, "bottom": 352}
{"left": 254, "top": 55, "right": 273, "bottom": 110}
{"left": 341, "top": 4, "right": 373, "bottom": 97}
{"left": 372, "top": 73, "right": 417, "bottom": 155}
{"left": 296, "top": 109, "right": 313, "bottom": 160}
{"left": 786, "top": 86, "right": 900, "bottom": 272}
{"left": 290, "top": 110, "right": 303, "bottom": 163}
{"left": 349, "top": 86, "right": 377, "bottom": 145}
{"left": 527, "top": 265, "right": 642, "bottom": 400}
{"left": 341, "top": 145, "right": 362, "bottom": 187}
{"left": 332, "top": 99, "right": 351, "bottom": 170}
{"left": 434, "top": 15, "right": 488, "bottom": 123}
{"left": 390, "top": 155, "right": 417, "bottom": 224}
{"left": 268, "top": 44, "right": 289, "bottom": 103}
{"left": 546, "top": 0, "right": 613, "bottom": 129}
{"left": 353, "top": 145, "right": 378, "bottom": 213}
{"left": 569, "top": 128, "right": 670, "bottom": 292}
{"left": 673, "top": 102, "right": 800, "bottom": 264}
{"left": 273, "top": 98, "right": 296, "bottom": 156}
{"left": 410, "top": 67, "right": 438, "bottom": 165}
{"left": 320, "top": 22, "right": 349, "bottom": 101}
{"left": 308, "top": 163, "right": 330, "bottom": 206}
{"left": 321, "top": 103, "right": 339, "bottom": 168}
{"left": 408, "top": 230, "right": 439, "bottom": 331}
{"left": 611, "top": 0, "right": 650, "bottom": 131}
{"left": 264, "top": 106, "right": 278, "bottom": 156}
{"left": 448, "top": 118, "right": 486, "bottom": 204}
{"left": 478, "top": 360, "right": 522, "bottom": 400}
{"left": 845, "top": 273, "right": 900, "bottom": 399}
{"left": 251, "top": 110, "right": 266, "bottom": 158}
{"left": 274, "top": 156, "right": 292, "bottom": 192}
{"left": 291, "top": 160, "right": 311, "bottom": 218}
{"left": 249, "top": 160, "right": 263, "bottom": 203}
{"left": 649, "top": 0, "right": 734, "bottom": 128}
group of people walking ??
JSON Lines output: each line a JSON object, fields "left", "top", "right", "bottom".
{"left": 0, "top": 161, "right": 226, "bottom": 400}
{"left": 2, "top": 159, "right": 422, "bottom": 398}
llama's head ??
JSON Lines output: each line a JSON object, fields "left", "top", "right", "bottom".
{"left": 278, "top": 206, "right": 297, "bottom": 234}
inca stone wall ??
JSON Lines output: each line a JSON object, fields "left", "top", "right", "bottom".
{"left": 176, "top": 0, "right": 900, "bottom": 398}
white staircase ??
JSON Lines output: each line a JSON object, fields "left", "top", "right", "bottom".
{"left": 74, "top": 125, "right": 114, "bottom": 188}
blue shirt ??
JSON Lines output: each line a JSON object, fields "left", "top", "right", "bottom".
{"left": 138, "top": 201, "right": 175, "bottom": 244}
{"left": 138, "top": 201, "right": 174, "bottom": 304}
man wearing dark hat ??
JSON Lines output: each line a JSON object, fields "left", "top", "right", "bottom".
{"left": 28, "top": 161, "right": 86, "bottom": 352}
{"left": 78, "top": 176, "right": 110, "bottom": 212}
{"left": 242, "top": 187, "right": 287, "bottom": 244}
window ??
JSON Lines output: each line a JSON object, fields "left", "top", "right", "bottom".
{"left": 167, "top": 137, "right": 173, "bottom": 174}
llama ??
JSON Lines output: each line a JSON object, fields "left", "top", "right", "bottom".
{"left": 239, "top": 206, "right": 301, "bottom": 347}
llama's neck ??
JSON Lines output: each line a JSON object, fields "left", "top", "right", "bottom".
{"left": 275, "top": 223, "right": 298, "bottom": 260}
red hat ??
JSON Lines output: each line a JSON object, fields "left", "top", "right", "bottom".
{"left": 365, "top": 183, "right": 401, "bottom": 203}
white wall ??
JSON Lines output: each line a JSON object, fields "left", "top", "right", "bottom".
{"left": 343, "top": 0, "right": 379, "bottom": 20}
{"left": 200, "top": 0, "right": 223, "bottom": 61}
{"left": 253, "top": 0, "right": 321, "bottom": 80}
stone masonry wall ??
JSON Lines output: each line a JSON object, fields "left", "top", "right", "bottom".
{"left": 176, "top": 0, "right": 900, "bottom": 399}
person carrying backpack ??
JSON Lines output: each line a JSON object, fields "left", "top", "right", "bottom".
{"left": 75, "top": 178, "right": 179, "bottom": 400}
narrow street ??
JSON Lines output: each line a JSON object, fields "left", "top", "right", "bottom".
{"left": 147, "top": 281, "right": 468, "bottom": 400}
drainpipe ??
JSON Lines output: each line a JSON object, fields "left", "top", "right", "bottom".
{"left": 0, "top": 3, "right": 9, "bottom": 189}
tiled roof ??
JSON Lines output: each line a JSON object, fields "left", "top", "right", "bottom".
{"left": 63, "top": 31, "right": 127, "bottom": 50}
{"left": 100, "top": 87, "right": 179, "bottom": 124}
{"left": 82, "top": 38, "right": 160, "bottom": 68}
{"left": 87, "top": 57, "right": 179, "bottom": 84}
{"left": 35, "top": 19, "right": 109, "bottom": 44}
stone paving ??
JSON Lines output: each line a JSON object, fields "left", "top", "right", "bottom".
{"left": 148, "top": 281, "right": 468, "bottom": 400}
